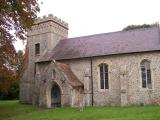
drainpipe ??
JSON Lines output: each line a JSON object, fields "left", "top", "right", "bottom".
{"left": 90, "top": 57, "right": 94, "bottom": 106}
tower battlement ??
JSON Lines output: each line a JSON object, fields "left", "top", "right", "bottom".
{"left": 35, "top": 14, "right": 68, "bottom": 29}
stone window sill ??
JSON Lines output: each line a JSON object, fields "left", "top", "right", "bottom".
{"left": 141, "top": 88, "right": 153, "bottom": 92}
{"left": 99, "top": 89, "right": 110, "bottom": 92}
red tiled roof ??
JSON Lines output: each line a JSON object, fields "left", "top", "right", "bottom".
{"left": 57, "top": 62, "right": 83, "bottom": 87}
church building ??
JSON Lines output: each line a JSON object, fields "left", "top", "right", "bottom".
{"left": 20, "top": 14, "right": 160, "bottom": 108}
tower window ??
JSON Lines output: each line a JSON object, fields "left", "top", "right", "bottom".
{"left": 52, "top": 69, "right": 56, "bottom": 79}
{"left": 35, "top": 43, "right": 40, "bottom": 55}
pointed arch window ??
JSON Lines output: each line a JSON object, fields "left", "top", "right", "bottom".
{"left": 141, "top": 60, "right": 152, "bottom": 89}
{"left": 99, "top": 63, "right": 109, "bottom": 89}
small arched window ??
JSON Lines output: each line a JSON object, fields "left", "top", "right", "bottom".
{"left": 35, "top": 43, "right": 40, "bottom": 55}
{"left": 141, "top": 60, "right": 152, "bottom": 89}
{"left": 99, "top": 63, "right": 109, "bottom": 89}
{"left": 52, "top": 69, "right": 56, "bottom": 79}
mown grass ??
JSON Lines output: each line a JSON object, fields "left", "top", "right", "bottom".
{"left": 0, "top": 100, "right": 160, "bottom": 120}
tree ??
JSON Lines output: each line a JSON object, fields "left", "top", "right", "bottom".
{"left": 0, "top": 0, "right": 40, "bottom": 41}
{"left": 0, "top": 0, "right": 40, "bottom": 99}
{"left": 0, "top": 50, "right": 24, "bottom": 100}
{"left": 122, "top": 23, "right": 159, "bottom": 31}
{"left": 0, "top": 31, "right": 16, "bottom": 95}
{"left": 0, "top": 0, "right": 39, "bottom": 70}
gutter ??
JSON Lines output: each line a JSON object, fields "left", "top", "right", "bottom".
{"left": 90, "top": 57, "right": 94, "bottom": 106}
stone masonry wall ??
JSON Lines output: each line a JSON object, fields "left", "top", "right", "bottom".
{"left": 93, "top": 51, "right": 160, "bottom": 106}
{"left": 60, "top": 51, "right": 160, "bottom": 106}
{"left": 61, "top": 58, "right": 92, "bottom": 106}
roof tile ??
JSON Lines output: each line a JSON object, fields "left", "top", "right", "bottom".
{"left": 39, "top": 26, "right": 160, "bottom": 61}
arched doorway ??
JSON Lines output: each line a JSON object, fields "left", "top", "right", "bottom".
{"left": 51, "top": 83, "right": 61, "bottom": 107}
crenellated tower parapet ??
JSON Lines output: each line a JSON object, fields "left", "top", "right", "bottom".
{"left": 35, "top": 14, "right": 68, "bottom": 28}
{"left": 28, "top": 14, "right": 68, "bottom": 38}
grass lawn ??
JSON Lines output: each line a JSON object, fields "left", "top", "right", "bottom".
{"left": 0, "top": 101, "right": 160, "bottom": 120}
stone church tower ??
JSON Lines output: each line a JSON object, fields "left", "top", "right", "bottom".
{"left": 20, "top": 14, "right": 69, "bottom": 104}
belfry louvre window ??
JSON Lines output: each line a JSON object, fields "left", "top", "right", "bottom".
{"left": 99, "top": 63, "right": 109, "bottom": 89}
{"left": 141, "top": 60, "right": 152, "bottom": 89}
{"left": 35, "top": 43, "right": 40, "bottom": 55}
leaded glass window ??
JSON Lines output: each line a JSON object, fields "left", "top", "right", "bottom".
{"left": 141, "top": 60, "right": 152, "bottom": 89}
{"left": 99, "top": 64, "right": 109, "bottom": 89}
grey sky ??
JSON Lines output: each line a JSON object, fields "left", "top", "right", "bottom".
{"left": 14, "top": 0, "right": 160, "bottom": 51}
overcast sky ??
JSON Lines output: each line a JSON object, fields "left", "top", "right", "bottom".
{"left": 14, "top": 0, "right": 160, "bottom": 51}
